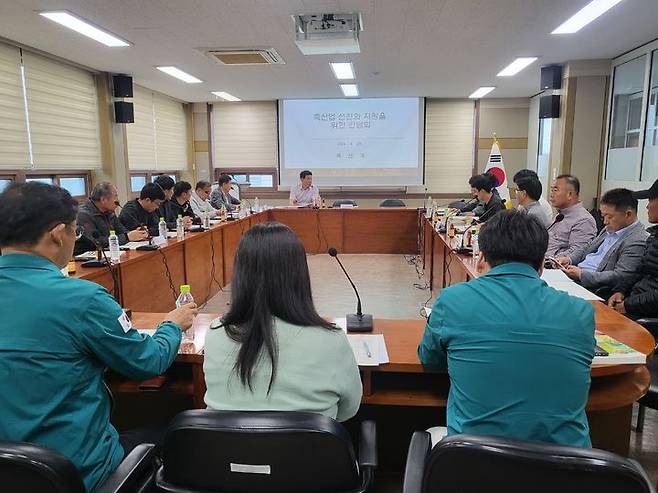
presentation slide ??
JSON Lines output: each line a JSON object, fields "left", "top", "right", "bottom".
{"left": 279, "top": 98, "right": 424, "bottom": 187}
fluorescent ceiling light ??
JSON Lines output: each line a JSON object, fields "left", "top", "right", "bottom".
{"left": 552, "top": 0, "right": 624, "bottom": 34}
{"left": 211, "top": 91, "right": 241, "bottom": 102}
{"left": 156, "top": 66, "right": 202, "bottom": 84}
{"left": 39, "top": 11, "right": 130, "bottom": 47}
{"left": 330, "top": 62, "right": 355, "bottom": 80}
{"left": 340, "top": 84, "right": 359, "bottom": 97}
{"left": 469, "top": 87, "right": 496, "bottom": 99}
{"left": 497, "top": 57, "right": 538, "bottom": 77}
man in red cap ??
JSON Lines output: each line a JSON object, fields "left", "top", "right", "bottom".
{"left": 608, "top": 179, "right": 658, "bottom": 318}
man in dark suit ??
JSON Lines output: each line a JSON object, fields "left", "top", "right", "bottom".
{"left": 469, "top": 174, "right": 505, "bottom": 221}
{"left": 556, "top": 188, "right": 647, "bottom": 297}
{"left": 210, "top": 174, "right": 240, "bottom": 211}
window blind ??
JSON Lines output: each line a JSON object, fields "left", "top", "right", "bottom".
{"left": 23, "top": 51, "right": 101, "bottom": 169}
{"left": 126, "top": 85, "right": 156, "bottom": 170}
{"left": 424, "top": 99, "right": 475, "bottom": 193}
{"left": 0, "top": 43, "right": 29, "bottom": 168}
{"left": 213, "top": 101, "right": 277, "bottom": 168}
{"left": 154, "top": 92, "right": 188, "bottom": 171}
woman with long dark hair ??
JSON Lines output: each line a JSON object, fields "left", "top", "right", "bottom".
{"left": 204, "top": 222, "right": 362, "bottom": 421}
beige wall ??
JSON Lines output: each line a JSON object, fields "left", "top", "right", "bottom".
{"left": 540, "top": 60, "right": 610, "bottom": 210}
{"left": 477, "top": 98, "right": 530, "bottom": 203}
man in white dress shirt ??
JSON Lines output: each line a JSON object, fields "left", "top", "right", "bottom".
{"left": 289, "top": 170, "right": 320, "bottom": 207}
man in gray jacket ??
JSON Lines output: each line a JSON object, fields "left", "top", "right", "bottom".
{"left": 556, "top": 188, "right": 648, "bottom": 295}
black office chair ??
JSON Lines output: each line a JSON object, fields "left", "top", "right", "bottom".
{"left": 380, "top": 199, "right": 406, "bottom": 207}
{"left": 403, "top": 433, "right": 654, "bottom": 493}
{"left": 635, "top": 317, "right": 658, "bottom": 432}
{"left": 0, "top": 441, "right": 156, "bottom": 493}
{"left": 332, "top": 199, "right": 358, "bottom": 208}
{"left": 155, "top": 409, "right": 377, "bottom": 493}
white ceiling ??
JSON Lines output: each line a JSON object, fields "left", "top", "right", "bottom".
{"left": 0, "top": 0, "right": 657, "bottom": 102}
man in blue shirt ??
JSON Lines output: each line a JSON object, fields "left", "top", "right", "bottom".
{"left": 419, "top": 210, "right": 595, "bottom": 447}
{"left": 556, "top": 188, "right": 648, "bottom": 296}
{"left": 0, "top": 182, "right": 197, "bottom": 492}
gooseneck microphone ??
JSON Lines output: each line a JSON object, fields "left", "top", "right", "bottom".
{"left": 81, "top": 230, "right": 110, "bottom": 268}
{"left": 328, "top": 247, "right": 373, "bottom": 332}
{"left": 547, "top": 213, "right": 564, "bottom": 231}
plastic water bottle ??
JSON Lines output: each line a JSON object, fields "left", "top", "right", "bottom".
{"left": 254, "top": 197, "right": 260, "bottom": 212}
{"left": 472, "top": 233, "right": 480, "bottom": 257}
{"left": 202, "top": 211, "right": 210, "bottom": 229}
{"left": 176, "top": 214, "right": 184, "bottom": 239}
{"left": 176, "top": 285, "right": 194, "bottom": 343}
{"left": 158, "top": 217, "right": 167, "bottom": 239}
{"left": 108, "top": 230, "right": 120, "bottom": 262}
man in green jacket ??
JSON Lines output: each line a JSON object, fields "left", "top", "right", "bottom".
{"left": 419, "top": 210, "right": 595, "bottom": 448}
{"left": 0, "top": 182, "right": 197, "bottom": 492}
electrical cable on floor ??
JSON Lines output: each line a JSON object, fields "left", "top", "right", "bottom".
{"left": 158, "top": 248, "right": 177, "bottom": 304}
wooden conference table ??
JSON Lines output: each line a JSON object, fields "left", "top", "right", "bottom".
{"left": 78, "top": 207, "right": 653, "bottom": 456}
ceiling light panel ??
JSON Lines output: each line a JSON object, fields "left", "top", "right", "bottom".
{"left": 330, "top": 62, "right": 355, "bottom": 80}
{"left": 211, "top": 91, "right": 241, "bottom": 101}
{"left": 497, "top": 57, "right": 538, "bottom": 77}
{"left": 156, "top": 66, "right": 203, "bottom": 84}
{"left": 340, "top": 84, "right": 359, "bottom": 97}
{"left": 39, "top": 11, "right": 130, "bottom": 47}
{"left": 469, "top": 87, "right": 496, "bottom": 99}
{"left": 552, "top": 0, "right": 624, "bottom": 34}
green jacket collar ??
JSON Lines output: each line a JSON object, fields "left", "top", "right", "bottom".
{"left": 482, "top": 262, "right": 541, "bottom": 279}
{"left": 0, "top": 253, "right": 62, "bottom": 273}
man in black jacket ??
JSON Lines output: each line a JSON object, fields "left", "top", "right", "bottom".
{"left": 608, "top": 179, "right": 658, "bottom": 318}
{"left": 75, "top": 182, "right": 147, "bottom": 254}
{"left": 164, "top": 181, "right": 199, "bottom": 227}
{"left": 119, "top": 183, "right": 165, "bottom": 237}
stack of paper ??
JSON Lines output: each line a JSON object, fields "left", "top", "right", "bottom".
{"left": 122, "top": 241, "right": 151, "bottom": 250}
{"left": 594, "top": 334, "right": 646, "bottom": 365}
{"left": 137, "top": 327, "right": 205, "bottom": 354}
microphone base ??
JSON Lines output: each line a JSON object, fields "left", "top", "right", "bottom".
{"left": 346, "top": 313, "right": 374, "bottom": 333}
{"left": 453, "top": 247, "right": 473, "bottom": 255}
{"left": 136, "top": 245, "right": 159, "bottom": 251}
{"left": 81, "top": 259, "right": 111, "bottom": 268}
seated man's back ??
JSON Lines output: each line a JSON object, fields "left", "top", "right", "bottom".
{"left": 419, "top": 210, "right": 595, "bottom": 448}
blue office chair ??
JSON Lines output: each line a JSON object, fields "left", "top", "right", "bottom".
{"left": 403, "top": 433, "right": 654, "bottom": 493}
{"left": 0, "top": 441, "right": 156, "bottom": 493}
{"left": 156, "top": 410, "right": 377, "bottom": 493}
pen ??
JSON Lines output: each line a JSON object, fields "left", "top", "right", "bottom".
{"left": 362, "top": 340, "right": 372, "bottom": 358}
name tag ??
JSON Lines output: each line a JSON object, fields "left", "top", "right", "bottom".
{"left": 117, "top": 311, "right": 133, "bottom": 333}
{"left": 230, "top": 463, "right": 271, "bottom": 475}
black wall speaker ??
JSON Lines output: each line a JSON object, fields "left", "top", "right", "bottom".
{"left": 114, "top": 101, "right": 134, "bottom": 123}
{"left": 539, "top": 95, "right": 560, "bottom": 119}
{"left": 540, "top": 65, "right": 562, "bottom": 90}
{"left": 112, "top": 75, "right": 133, "bottom": 98}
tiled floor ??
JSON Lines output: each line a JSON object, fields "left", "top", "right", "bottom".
{"left": 201, "top": 254, "right": 658, "bottom": 491}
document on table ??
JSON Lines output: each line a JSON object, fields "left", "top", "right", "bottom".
{"left": 540, "top": 270, "right": 602, "bottom": 301}
{"left": 332, "top": 317, "right": 389, "bottom": 366}
{"left": 347, "top": 334, "right": 389, "bottom": 366}
{"left": 136, "top": 327, "right": 205, "bottom": 354}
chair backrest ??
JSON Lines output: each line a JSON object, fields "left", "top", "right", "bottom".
{"left": 380, "top": 199, "right": 406, "bottom": 207}
{"left": 158, "top": 410, "right": 360, "bottom": 493}
{"left": 332, "top": 199, "right": 357, "bottom": 208}
{"left": 423, "top": 434, "right": 653, "bottom": 493}
{"left": 0, "top": 441, "right": 85, "bottom": 493}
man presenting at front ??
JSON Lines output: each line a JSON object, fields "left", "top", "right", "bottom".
{"left": 419, "top": 210, "right": 595, "bottom": 447}
{"left": 0, "top": 182, "right": 197, "bottom": 492}
{"left": 289, "top": 170, "right": 320, "bottom": 207}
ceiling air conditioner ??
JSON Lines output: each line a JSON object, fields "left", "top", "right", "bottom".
{"left": 293, "top": 13, "right": 363, "bottom": 55}
{"left": 203, "top": 48, "right": 285, "bottom": 65}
